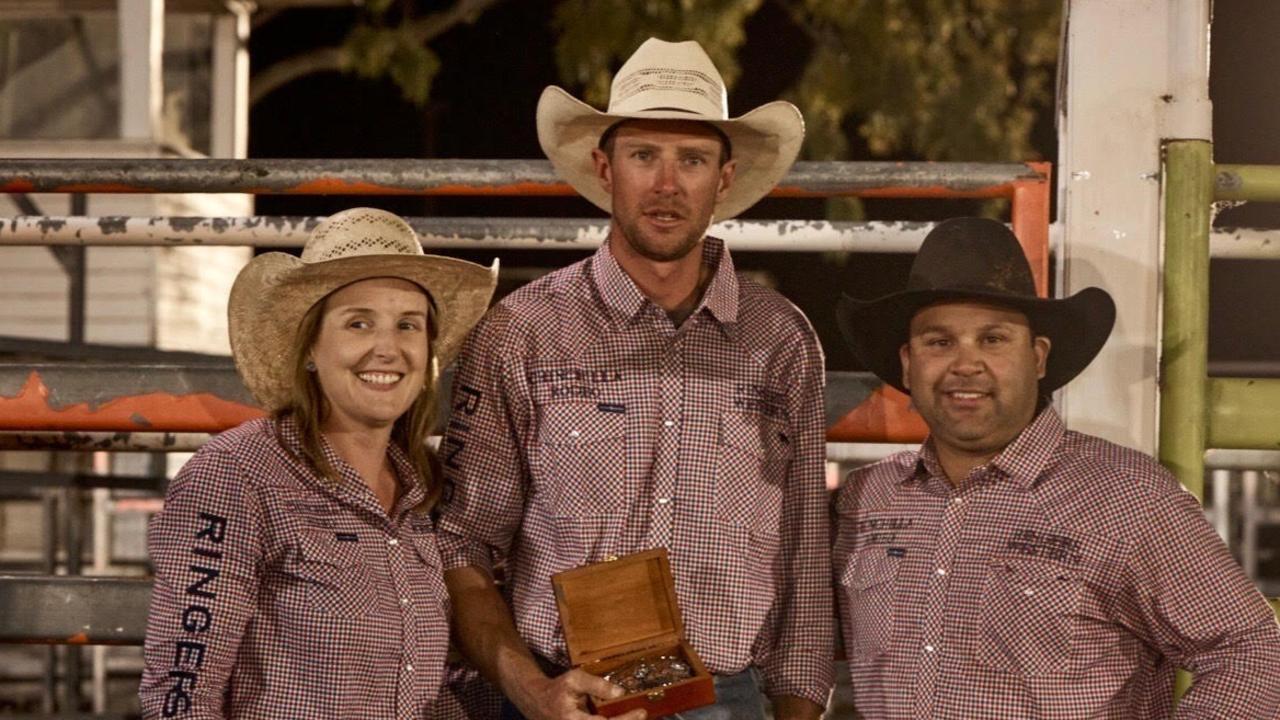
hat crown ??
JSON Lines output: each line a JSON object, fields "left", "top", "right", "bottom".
{"left": 301, "top": 208, "right": 424, "bottom": 263}
{"left": 906, "top": 218, "right": 1036, "bottom": 297}
{"left": 608, "top": 38, "right": 728, "bottom": 119}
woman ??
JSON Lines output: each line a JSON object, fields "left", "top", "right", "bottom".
{"left": 139, "top": 207, "right": 497, "bottom": 719}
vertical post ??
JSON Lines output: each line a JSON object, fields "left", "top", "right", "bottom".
{"left": 68, "top": 194, "right": 87, "bottom": 344}
{"left": 1010, "top": 162, "right": 1051, "bottom": 298}
{"left": 1056, "top": 0, "right": 1172, "bottom": 453}
{"left": 1158, "top": 140, "right": 1212, "bottom": 501}
{"left": 41, "top": 493, "right": 57, "bottom": 714}
{"left": 118, "top": 0, "right": 164, "bottom": 141}
{"left": 1209, "top": 469, "right": 1232, "bottom": 543}
{"left": 61, "top": 485, "right": 85, "bottom": 711}
{"left": 211, "top": 5, "right": 250, "bottom": 159}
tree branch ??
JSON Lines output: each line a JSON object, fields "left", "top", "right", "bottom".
{"left": 250, "top": 45, "right": 345, "bottom": 106}
{"left": 249, "top": 0, "right": 506, "bottom": 107}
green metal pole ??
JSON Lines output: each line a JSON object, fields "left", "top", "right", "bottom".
{"left": 1206, "top": 378, "right": 1280, "bottom": 449}
{"left": 1214, "top": 163, "right": 1280, "bottom": 202}
{"left": 1160, "top": 140, "right": 1213, "bottom": 501}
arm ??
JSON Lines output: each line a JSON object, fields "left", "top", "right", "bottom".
{"left": 138, "top": 448, "right": 263, "bottom": 719}
{"left": 762, "top": 326, "right": 834, "bottom": 718}
{"left": 445, "top": 566, "right": 641, "bottom": 720}
{"left": 1129, "top": 486, "right": 1280, "bottom": 718}
{"left": 437, "top": 311, "right": 642, "bottom": 720}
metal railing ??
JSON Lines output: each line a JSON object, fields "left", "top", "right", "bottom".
{"left": 1160, "top": 142, "right": 1280, "bottom": 623}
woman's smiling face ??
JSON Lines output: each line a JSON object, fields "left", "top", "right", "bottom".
{"left": 309, "top": 277, "right": 431, "bottom": 433}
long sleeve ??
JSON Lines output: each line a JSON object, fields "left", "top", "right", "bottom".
{"left": 1129, "top": 486, "right": 1280, "bottom": 718}
{"left": 139, "top": 448, "right": 264, "bottom": 719}
{"left": 756, "top": 325, "right": 835, "bottom": 707}
{"left": 436, "top": 306, "right": 531, "bottom": 576}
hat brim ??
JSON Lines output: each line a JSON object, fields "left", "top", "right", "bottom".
{"left": 836, "top": 287, "right": 1116, "bottom": 394}
{"left": 228, "top": 252, "right": 497, "bottom": 412}
{"left": 535, "top": 85, "right": 804, "bottom": 220}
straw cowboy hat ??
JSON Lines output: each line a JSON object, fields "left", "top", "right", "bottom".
{"left": 536, "top": 37, "right": 805, "bottom": 220}
{"left": 228, "top": 207, "right": 498, "bottom": 412}
{"left": 836, "top": 217, "right": 1116, "bottom": 394}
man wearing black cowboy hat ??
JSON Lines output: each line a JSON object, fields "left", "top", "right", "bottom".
{"left": 833, "top": 217, "right": 1280, "bottom": 718}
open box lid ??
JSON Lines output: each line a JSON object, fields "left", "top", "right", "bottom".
{"left": 551, "top": 548, "right": 686, "bottom": 667}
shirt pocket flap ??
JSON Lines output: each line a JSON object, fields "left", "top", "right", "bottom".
{"left": 987, "top": 557, "right": 1082, "bottom": 610}
{"left": 846, "top": 549, "right": 900, "bottom": 590}
{"left": 719, "top": 412, "right": 792, "bottom": 460}
{"left": 295, "top": 528, "right": 363, "bottom": 568}
{"left": 539, "top": 402, "right": 626, "bottom": 445}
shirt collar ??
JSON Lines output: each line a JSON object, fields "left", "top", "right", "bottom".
{"left": 910, "top": 407, "right": 1066, "bottom": 492}
{"left": 589, "top": 236, "right": 739, "bottom": 327}
{"left": 274, "top": 415, "right": 428, "bottom": 517}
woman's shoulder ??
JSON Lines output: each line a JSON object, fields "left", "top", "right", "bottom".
{"left": 171, "top": 417, "right": 284, "bottom": 488}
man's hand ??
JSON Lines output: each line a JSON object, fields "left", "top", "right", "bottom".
{"left": 513, "top": 668, "right": 646, "bottom": 720}
{"left": 771, "top": 694, "right": 826, "bottom": 720}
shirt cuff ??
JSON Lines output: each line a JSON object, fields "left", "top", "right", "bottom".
{"left": 435, "top": 529, "right": 493, "bottom": 575}
{"left": 760, "top": 652, "right": 835, "bottom": 709}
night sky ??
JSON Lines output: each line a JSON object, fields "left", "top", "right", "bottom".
{"left": 247, "top": 1, "right": 1280, "bottom": 371}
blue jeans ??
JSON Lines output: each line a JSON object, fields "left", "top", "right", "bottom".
{"left": 499, "top": 669, "right": 766, "bottom": 720}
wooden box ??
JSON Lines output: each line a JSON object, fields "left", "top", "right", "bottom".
{"left": 552, "top": 548, "right": 716, "bottom": 717}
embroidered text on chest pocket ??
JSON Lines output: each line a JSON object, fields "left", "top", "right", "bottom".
{"left": 291, "top": 528, "right": 378, "bottom": 620}
{"left": 536, "top": 402, "right": 627, "bottom": 517}
{"left": 715, "top": 411, "right": 791, "bottom": 536}
{"left": 979, "top": 556, "right": 1083, "bottom": 676}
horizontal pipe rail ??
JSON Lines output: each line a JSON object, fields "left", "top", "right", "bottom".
{"left": 0, "top": 159, "right": 1045, "bottom": 198}
{"left": 0, "top": 575, "right": 151, "bottom": 645}
{"left": 1207, "top": 377, "right": 1280, "bottom": 450}
{"left": 1204, "top": 448, "right": 1280, "bottom": 470}
{"left": 0, "top": 215, "right": 940, "bottom": 253}
{"left": 1215, "top": 164, "right": 1280, "bottom": 203}
{"left": 0, "top": 364, "right": 903, "bottom": 444}
{"left": 4, "top": 216, "right": 1276, "bottom": 260}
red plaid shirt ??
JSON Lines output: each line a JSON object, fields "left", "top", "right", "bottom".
{"left": 437, "top": 238, "right": 834, "bottom": 705}
{"left": 139, "top": 417, "right": 452, "bottom": 719}
{"left": 834, "top": 409, "right": 1280, "bottom": 719}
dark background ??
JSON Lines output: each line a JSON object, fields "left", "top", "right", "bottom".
{"left": 247, "top": 0, "right": 1280, "bottom": 371}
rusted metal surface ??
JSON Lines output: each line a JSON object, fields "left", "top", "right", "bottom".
{"left": 0, "top": 159, "right": 1044, "bottom": 197}
{"left": 0, "top": 364, "right": 260, "bottom": 432}
{"left": 1011, "top": 162, "right": 1052, "bottom": 297}
{"left": 0, "top": 363, "right": 916, "bottom": 445}
{"left": 0, "top": 215, "right": 947, "bottom": 253}
{"left": 0, "top": 576, "right": 150, "bottom": 645}
{"left": 0, "top": 431, "right": 215, "bottom": 452}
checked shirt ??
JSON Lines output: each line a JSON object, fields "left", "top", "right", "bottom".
{"left": 139, "top": 417, "right": 451, "bottom": 719}
{"left": 834, "top": 408, "right": 1280, "bottom": 719}
{"left": 437, "top": 238, "right": 834, "bottom": 706}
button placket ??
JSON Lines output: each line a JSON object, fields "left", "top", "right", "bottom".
{"left": 648, "top": 338, "right": 683, "bottom": 548}
{"left": 913, "top": 489, "right": 972, "bottom": 717}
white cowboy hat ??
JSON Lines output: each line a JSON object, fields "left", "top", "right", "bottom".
{"left": 536, "top": 37, "right": 805, "bottom": 220}
{"left": 228, "top": 207, "right": 498, "bottom": 412}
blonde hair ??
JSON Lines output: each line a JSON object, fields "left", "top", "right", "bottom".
{"left": 274, "top": 287, "right": 442, "bottom": 512}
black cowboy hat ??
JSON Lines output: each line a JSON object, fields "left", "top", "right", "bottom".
{"left": 836, "top": 217, "right": 1116, "bottom": 394}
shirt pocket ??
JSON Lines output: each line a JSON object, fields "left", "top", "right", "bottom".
{"left": 978, "top": 556, "right": 1083, "bottom": 676}
{"left": 292, "top": 528, "right": 379, "bottom": 620}
{"left": 839, "top": 548, "right": 901, "bottom": 664}
{"left": 715, "top": 411, "right": 792, "bottom": 536}
{"left": 536, "top": 402, "right": 627, "bottom": 517}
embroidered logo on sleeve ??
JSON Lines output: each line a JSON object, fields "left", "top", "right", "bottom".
{"left": 163, "top": 511, "right": 228, "bottom": 717}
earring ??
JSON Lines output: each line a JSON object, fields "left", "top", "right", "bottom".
{"left": 305, "top": 360, "right": 317, "bottom": 372}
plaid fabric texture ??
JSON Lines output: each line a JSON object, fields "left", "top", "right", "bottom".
{"left": 139, "top": 417, "right": 451, "bottom": 719}
{"left": 437, "top": 238, "right": 834, "bottom": 705}
{"left": 834, "top": 409, "right": 1280, "bottom": 719}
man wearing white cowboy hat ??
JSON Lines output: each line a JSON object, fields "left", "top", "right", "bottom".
{"left": 832, "top": 217, "right": 1280, "bottom": 718}
{"left": 438, "top": 38, "right": 832, "bottom": 720}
